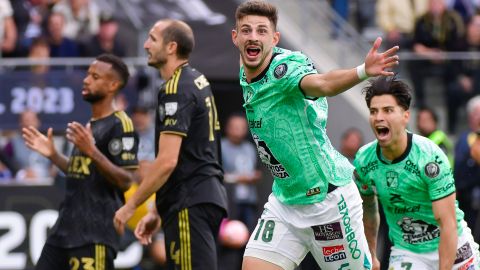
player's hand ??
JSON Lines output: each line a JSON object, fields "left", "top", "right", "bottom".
{"left": 364, "top": 37, "right": 399, "bottom": 77}
{"left": 134, "top": 212, "right": 161, "bottom": 245}
{"left": 22, "top": 126, "right": 56, "bottom": 158}
{"left": 114, "top": 203, "right": 136, "bottom": 235}
{"left": 372, "top": 255, "right": 380, "bottom": 270}
{"left": 66, "top": 122, "right": 96, "bottom": 157}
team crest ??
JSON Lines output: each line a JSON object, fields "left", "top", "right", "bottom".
{"left": 158, "top": 104, "right": 165, "bottom": 122}
{"left": 274, "top": 63, "right": 288, "bottom": 79}
{"left": 425, "top": 162, "right": 440, "bottom": 178}
{"left": 108, "top": 139, "right": 122, "bottom": 155}
{"left": 386, "top": 171, "right": 398, "bottom": 189}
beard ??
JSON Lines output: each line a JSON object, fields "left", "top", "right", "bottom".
{"left": 147, "top": 55, "right": 167, "bottom": 68}
{"left": 83, "top": 92, "right": 106, "bottom": 103}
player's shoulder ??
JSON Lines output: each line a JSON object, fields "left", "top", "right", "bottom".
{"left": 272, "top": 47, "right": 310, "bottom": 65}
{"left": 166, "top": 65, "right": 210, "bottom": 94}
{"left": 113, "top": 110, "right": 135, "bottom": 134}
{"left": 357, "top": 140, "right": 378, "bottom": 159}
{"left": 411, "top": 133, "right": 441, "bottom": 155}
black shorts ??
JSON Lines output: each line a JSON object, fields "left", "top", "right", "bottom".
{"left": 35, "top": 243, "right": 115, "bottom": 270}
{"left": 163, "top": 203, "right": 225, "bottom": 270}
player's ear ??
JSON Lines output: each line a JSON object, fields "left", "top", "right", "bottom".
{"left": 273, "top": 31, "right": 280, "bottom": 46}
{"left": 167, "top": 41, "right": 177, "bottom": 56}
{"left": 232, "top": 29, "right": 238, "bottom": 47}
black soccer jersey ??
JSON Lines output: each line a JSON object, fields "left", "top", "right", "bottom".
{"left": 155, "top": 64, "right": 227, "bottom": 221}
{"left": 47, "top": 111, "right": 139, "bottom": 251}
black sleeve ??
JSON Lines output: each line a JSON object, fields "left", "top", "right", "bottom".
{"left": 106, "top": 122, "right": 139, "bottom": 169}
{"left": 158, "top": 87, "right": 196, "bottom": 136}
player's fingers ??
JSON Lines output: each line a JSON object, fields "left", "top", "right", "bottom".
{"left": 47, "top": 128, "right": 53, "bottom": 141}
{"left": 369, "top": 37, "right": 382, "bottom": 54}
{"left": 383, "top": 55, "right": 399, "bottom": 64}
{"left": 380, "top": 70, "right": 395, "bottom": 76}
{"left": 381, "top": 45, "right": 399, "bottom": 57}
{"left": 384, "top": 61, "right": 399, "bottom": 68}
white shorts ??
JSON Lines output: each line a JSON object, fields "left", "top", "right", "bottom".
{"left": 244, "top": 181, "right": 372, "bottom": 270}
{"left": 389, "top": 223, "right": 480, "bottom": 270}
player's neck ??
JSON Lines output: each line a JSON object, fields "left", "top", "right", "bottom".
{"left": 160, "top": 58, "right": 189, "bottom": 81}
{"left": 90, "top": 98, "right": 115, "bottom": 120}
{"left": 381, "top": 132, "right": 409, "bottom": 161}
{"left": 244, "top": 52, "right": 273, "bottom": 83}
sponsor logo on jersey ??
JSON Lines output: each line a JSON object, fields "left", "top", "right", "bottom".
{"left": 459, "top": 257, "right": 474, "bottom": 270}
{"left": 424, "top": 162, "right": 440, "bottom": 178}
{"left": 274, "top": 63, "right": 288, "bottom": 79}
{"left": 312, "top": 222, "right": 343, "bottom": 241}
{"left": 360, "top": 161, "right": 378, "bottom": 175}
{"left": 122, "top": 137, "right": 134, "bottom": 151}
{"left": 455, "top": 242, "right": 473, "bottom": 264}
{"left": 194, "top": 74, "right": 210, "bottom": 90}
{"left": 252, "top": 134, "right": 290, "bottom": 179}
{"left": 404, "top": 160, "right": 420, "bottom": 176}
{"left": 323, "top": 245, "right": 346, "bottom": 262}
{"left": 432, "top": 181, "right": 455, "bottom": 197}
{"left": 387, "top": 204, "right": 421, "bottom": 214}
{"left": 108, "top": 139, "right": 122, "bottom": 155}
{"left": 389, "top": 193, "right": 404, "bottom": 204}
{"left": 164, "top": 118, "right": 177, "bottom": 126}
{"left": 306, "top": 187, "right": 321, "bottom": 196}
{"left": 165, "top": 102, "right": 178, "bottom": 116}
{"left": 245, "top": 88, "right": 254, "bottom": 103}
{"left": 338, "top": 263, "right": 350, "bottom": 270}
{"left": 397, "top": 217, "right": 440, "bottom": 244}
{"left": 67, "top": 156, "right": 92, "bottom": 176}
{"left": 386, "top": 171, "right": 398, "bottom": 189}
{"left": 338, "top": 195, "right": 361, "bottom": 259}
{"left": 249, "top": 118, "right": 262, "bottom": 129}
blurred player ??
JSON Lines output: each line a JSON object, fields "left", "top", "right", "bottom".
{"left": 354, "top": 76, "right": 480, "bottom": 270}
{"left": 231, "top": 1, "right": 399, "bottom": 269}
{"left": 114, "top": 19, "right": 227, "bottom": 270}
{"left": 24, "top": 54, "right": 139, "bottom": 270}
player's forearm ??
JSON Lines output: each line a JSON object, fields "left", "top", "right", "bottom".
{"left": 302, "top": 69, "right": 362, "bottom": 97}
{"left": 127, "top": 158, "right": 177, "bottom": 209}
{"left": 89, "top": 148, "right": 135, "bottom": 191}
{"left": 438, "top": 222, "right": 457, "bottom": 270}
{"left": 362, "top": 196, "right": 380, "bottom": 257}
{"left": 49, "top": 151, "right": 70, "bottom": 173}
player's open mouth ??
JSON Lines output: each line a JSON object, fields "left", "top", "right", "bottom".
{"left": 376, "top": 126, "right": 390, "bottom": 139}
{"left": 81, "top": 88, "right": 89, "bottom": 95}
{"left": 246, "top": 47, "right": 261, "bottom": 58}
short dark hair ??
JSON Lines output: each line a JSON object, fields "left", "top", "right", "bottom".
{"left": 417, "top": 106, "right": 438, "bottom": 123}
{"left": 235, "top": 0, "right": 278, "bottom": 30}
{"left": 363, "top": 76, "right": 412, "bottom": 110}
{"left": 96, "top": 54, "right": 130, "bottom": 90}
{"left": 161, "top": 20, "right": 194, "bottom": 59}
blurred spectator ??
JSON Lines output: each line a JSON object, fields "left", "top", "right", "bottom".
{"left": 409, "top": 0, "right": 465, "bottom": 107}
{"left": 376, "top": 0, "right": 429, "bottom": 49}
{"left": 416, "top": 107, "right": 454, "bottom": 165}
{"left": 0, "top": 161, "right": 13, "bottom": 182}
{"left": 221, "top": 113, "right": 261, "bottom": 233}
{"left": 28, "top": 37, "right": 50, "bottom": 74}
{"left": 0, "top": 0, "right": 17, "bottom": 56}
{"left": 339, "top": 127, "right": 364, "bottom": 162}
{"left": 446, "top": 13, "right": 480, "bottom": 134}
{"left": 80, "top": 15, "right": 125, "bottom": 57}
{"left": 330, "top": 0, "right": 349, "bottom": 38}
{"left": 53, "top": 0, "right": 100, "bottom": 42}
{"left": 450, "top": 0, "right": 480, "bottom": 23}
{"left": 10, "top": 0, "right": 52, "bottom": 57}
{"left": 131, "top": 106, "right": 155, "bottom": 162}
{"left": 454, "top": 95, "right": 480, "bottom": 242}
{"left": 3, "top": 110, "right": 52, "bottom": 184}
{"left": 46, "top": 12, "right": 80, "bottom": 57}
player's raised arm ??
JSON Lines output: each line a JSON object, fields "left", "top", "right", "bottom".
{"left": 432, "top": 193, "right": 458, "bottom": 270}
{"left": 361, "top": 194, "right": 381, "bottom": 270}
{"left": 301, "top": 37, "right": 399, "bottom": 97}
{"left": 23, "top": 126, "right": 69, "bottom": 173}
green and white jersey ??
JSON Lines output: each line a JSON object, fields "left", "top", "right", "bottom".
{"left": 353, "top": 133, "right": 465, "bottom": 253}
{"left": 239, "top": 47, "right": 354, "bottom": 205}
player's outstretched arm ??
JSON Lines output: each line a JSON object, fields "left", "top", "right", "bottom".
{"left": 66, "top": 122, "right": 136, "bottom": 191}
{"left": 114, "top": 133, "right": 182, "bottom": 235}
{"left": 361, "top": 194, "right": 381, "bottom": 270}
{"left": 22, "top": 126, "right": 69, "bottom": 173}
{"left": 432, "top": 193, "right": 458, "bottom": 270}
{"left": 301, "top": 37, "right": 399, "bottom": 97}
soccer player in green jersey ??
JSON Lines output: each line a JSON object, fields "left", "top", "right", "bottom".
{"left": 354, "top": 76, "right": 480, "bottom": 270}
{"left": 232, "top": 1, "right": 399, "bottom": 270}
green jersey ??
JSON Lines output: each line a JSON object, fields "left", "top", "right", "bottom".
{"left": 239, "top": 47, "right": 354, "bottom": 205}
{"left": 353, "top": 133, "right": 465, "bottom": 253}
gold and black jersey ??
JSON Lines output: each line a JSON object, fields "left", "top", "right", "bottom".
{"left": 47, "top": 111, "right": 139, "bottom": 251}
{"left": 155, "top": 64, "right": 227, "bottom": 221}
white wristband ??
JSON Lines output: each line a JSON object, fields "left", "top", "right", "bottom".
{"left": 356, "top": 63, "right": 368, "bottom": 80}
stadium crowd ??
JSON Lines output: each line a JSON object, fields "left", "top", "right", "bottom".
{"left": 2, "top": 0, "right": 480, "bottom": 270}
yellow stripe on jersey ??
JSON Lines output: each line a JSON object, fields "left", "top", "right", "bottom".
{"left": 179, "top": 209, "right": 192, "bottom": 270}
{"left": 166, "top": 68, "right": 182, "bottom": 95}
{"left": 114, "top": 111, "right": 134, "bottom": 133}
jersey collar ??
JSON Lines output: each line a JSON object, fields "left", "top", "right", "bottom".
{"left": 376, "top": 132, "right": 413, "bottom": 164}
{"left": 250, "top": 52, "right": 281, "bottom": 83}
